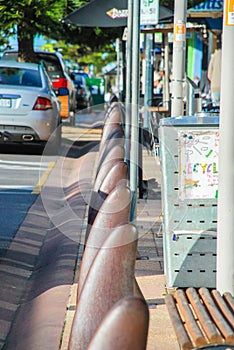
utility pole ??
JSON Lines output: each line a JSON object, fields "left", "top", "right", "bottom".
{"left": 125, "top": 0, "right": 134, "bottom": 166}
{"left": 171, "top": 0, "right": 187, "bottom": 117}
{"left": 143, "top": 33, "right": 153, "bottom": 129}
{"left": 163, "top": 33, "right": 170, "bottom": 111}
{"left": 217, "top": 0, "right": 234, "bottom": 295}
{"left": 115, "top": 38, "right": 121, "bottom": 98}
{"left": 143, "top": 0, "right": 159, "bottom": 128}
{"left": 130, "top": 0, "right": 141, "bottom": 221}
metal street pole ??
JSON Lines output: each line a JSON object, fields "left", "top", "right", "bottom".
{"left": 139, "top": 32, "right": 154, "bottom": 200}
{"left": 116, "top": 38, "right": 121, "bottom": 97}
{"left": 130, "top": 0, "right": 141, "bottom": 221}
{"left": 143, "top": 0, "right": 159, "bottom": 128}
{"left": 125, "top": 0, "right": 134, "bottom": 166}
{"left": 126, "top": 0, "right": 133, "bottom": 106}
{"left": 171, "top": 0, "right": 187, "bottom": 117}
{"left": 217, "top": 0, "right": 234, "bottom": 295}
{"left": 163, "top": 33, "right": 170, "bottom": 110}
{"left": 143, "top": 33, "right": 153, "bottom": 129}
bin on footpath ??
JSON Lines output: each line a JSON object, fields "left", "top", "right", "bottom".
{"left": 86, "top": 77, "right": 105, "bottom": 106}
{"left": 159, "top": 114, "right": 219, "bottom": 288}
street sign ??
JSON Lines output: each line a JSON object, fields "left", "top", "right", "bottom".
{"left": 140, "top": 0, "right": 159, "bottom": 25}
{"left": 107, "top": 1, "right": 161, "bottom": 25}
{"left": 106, "top": 8, "right": 128, "bottom": 19}
{"left": 179, "top": 130, "right": 219, "bottom": 200}
{"left": 225, "top": 0, "right": 234, "bottom": 25}
{"left": 189, "top": 0, "right": 223, "bottom": 12}
{"left": 174, "top": 21, "right": 186, "bottom": 42}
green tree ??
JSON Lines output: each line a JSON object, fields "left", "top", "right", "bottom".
{"left": 0, "top": 0, "right": 122, "bottom": 62}
{"left": 0, "top": 0, "right": 79, "bottom": 61}
{"left": 0, "top": 0, "right": 208, "bottom": 63}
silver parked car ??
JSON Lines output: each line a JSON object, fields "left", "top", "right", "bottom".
{"left": 1, "top": 50, "right": 77, "bottom": 119}
{"left": 0, "top": 60, "right": 62, "bottom": 153}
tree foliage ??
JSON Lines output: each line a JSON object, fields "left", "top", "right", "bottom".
{"left": 0, "top": 0, "right": 207, "bottom": 63}
{"left": 0, "top": 0, "right": 79, "bottom": 60}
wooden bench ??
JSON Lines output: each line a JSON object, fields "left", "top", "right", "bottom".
{"left": 165, "top": 287, "right": 234, "bottom": 350}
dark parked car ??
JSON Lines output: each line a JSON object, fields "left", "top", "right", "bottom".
{"left": 1, "top": 50, "right": 77, "bottom": 119}
{"left": 70, "top": 72, "right": 93, "bottom": 111}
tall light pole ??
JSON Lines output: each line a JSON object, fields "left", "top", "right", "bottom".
{"left": 143, "top": 33, "right": 153, "bottom": 129}
{"left": 125, "top": 0, "right": 134, "bottom": 165}
{"left": 142, "top": 0, "right": 159, "bottom": 128}
{"left": 171, "top": 0, "right": 187, "bottom": 117}
{"left": 217, "top": 0, "right": 234, "bottom": 295}
{"left": 130, "top": 0, "right": 141, "bottom": 221}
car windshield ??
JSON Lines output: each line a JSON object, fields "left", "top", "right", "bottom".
{"left": 0, "top": 67, "right": 42, "bottom": 87}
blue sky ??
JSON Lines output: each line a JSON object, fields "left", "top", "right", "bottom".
{"left": 8, "top": 34, "right": 53, "bottom": 50}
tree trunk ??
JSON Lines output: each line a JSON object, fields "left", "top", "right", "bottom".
{"left": 17, "top": 24, "right": 39, "bottom": 63}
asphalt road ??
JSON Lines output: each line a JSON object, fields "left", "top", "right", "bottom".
{"left": 73, "top": 108, "right": 105, "bottom": 128}
{"left": 0, "top": 147, "right": 57, "bottom": 256}
{"left": 0, "top": 108, "right": 104, "bottom": 257}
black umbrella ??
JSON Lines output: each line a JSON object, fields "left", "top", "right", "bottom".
{"left": 63, "top": 0, "right": 173, "bottom": 28}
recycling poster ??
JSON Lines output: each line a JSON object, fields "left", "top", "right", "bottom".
{"left": 179, "top": 130, "right": 219, "bottom": 200}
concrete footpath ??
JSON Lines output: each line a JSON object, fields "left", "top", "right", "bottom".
{"left": 60, "top": 125, "right": 179, "bottom": 350}
{"left": 0, "top": 124, "right": 179, "bottom": 349}
{"left": 134, "top": 150, "right": 179, "bottom": 350}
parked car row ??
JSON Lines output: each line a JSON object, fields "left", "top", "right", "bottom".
{"left": 1, "top": 50, "right": 77, "bottom": 119}
{"left": 0, "top": 50, "right": 96, "bottom": 154}
{"left": 70, "top": 71, "right": 93, "bottom": 111}
{"left": 0, "top": 60, "right": 63, "bottom": 153}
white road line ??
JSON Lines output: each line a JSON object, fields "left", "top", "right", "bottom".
{"left": 0, "top": 186, "right": 34, "bottom": 193}
{"left": 0, "top": 185, "right": 33, "bottom": 188}
{"left": 0, "top": 160, "right": 55, "bottom": 194}
{"left": 0, "top": 160, "right": 48, "bottom": 171}
{"left": 0, "top": 165, "right": 47, "bottom": 170}
{"left": 0, "top": 160, "right": 48, "bottom": 166}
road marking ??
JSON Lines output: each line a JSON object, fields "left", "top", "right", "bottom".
{"left": 0, "top": 165, "right": 47, "bottom": 170}
{"left": 32, "top": 162, "right": 55, "bottom": 194}
{"left": 0, "top": 159, "right": 48, "bottom": 165}
{"left": 0, "top": 186, "right": 34, "bottom": 192}
{"left": 0, "top": 160, "right": 48, "bottom": 171}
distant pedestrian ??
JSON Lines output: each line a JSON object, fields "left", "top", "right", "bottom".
{"left": 207, "top": 40, "right": 222, "bottom": 107}
{"left": 193, "top": 75, "right": 200, "bottom": 88}
{"left": 153, "top": 72, "right": 163, "bottom": 94}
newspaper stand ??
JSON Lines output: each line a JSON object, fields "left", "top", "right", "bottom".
{"left": 159, "top": 114, "right": 219, "bottom": 288}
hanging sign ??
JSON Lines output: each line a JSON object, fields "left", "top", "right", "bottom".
{"left": 179, "top": 130, "right": 219, "bottom": 200}
{"left": 188, "top": 0, "right": 223, "bottom": 12}
{"left": 225, "top": 0, "right": 234, "bottom": 25}
{"left": 174, "top": 21, "right": 186, "bottom": 42}
{"left": 106, "top": 8, "right": 128, "bottom": 19}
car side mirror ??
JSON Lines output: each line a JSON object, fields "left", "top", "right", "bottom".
{"left": 57, "top": 87, "right": 69, "bottom": 96}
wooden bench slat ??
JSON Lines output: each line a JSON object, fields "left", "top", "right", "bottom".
{"left": 175, "top": 289, "right": 207, "bottom": 347}
{"left": 166, "top": 288, "right": 234, "bottom": 349}
{"left": 186, "top": 287, "right": 223, "bottom": 344}
{"left": 165, "top": 294, "right": 193, "bottom": 350}
{"left": 199, "top": 288, "right": 234, "bottom": 344}
{"left": 211, "top": 290, "right": 234, "bottom": 330}
{"left": 223, "top": 292, "right": 234, "bottom": 313}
